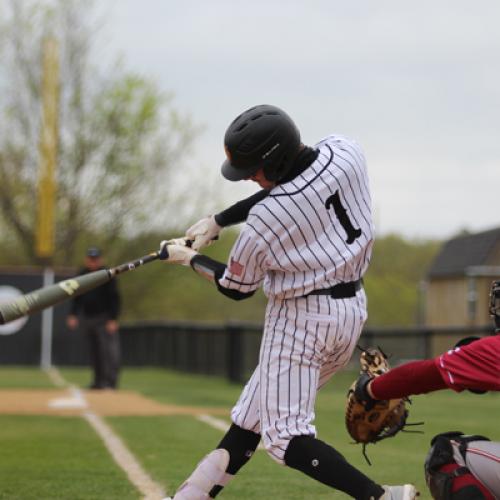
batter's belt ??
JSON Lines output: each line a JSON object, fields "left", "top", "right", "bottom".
{"left": 306, "top": 280, "right": 362, "bottom": 299}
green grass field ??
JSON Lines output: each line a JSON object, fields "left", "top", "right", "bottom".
{"left": 0, "top": 366, "right": 498, "bottom": 499}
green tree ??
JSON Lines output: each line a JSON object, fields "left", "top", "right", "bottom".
{"left": 364, "top": 234, "right": 440, "bottom": 326}
{"left": 113, "top": 232, "right": 440, "bottom": 326}
{"left": 0, "top": 0, "right": 198, "bottom": 264}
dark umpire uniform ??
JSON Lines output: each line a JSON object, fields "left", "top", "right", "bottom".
{"left": 66, "top": 247, "right": 121, "bottom": 389}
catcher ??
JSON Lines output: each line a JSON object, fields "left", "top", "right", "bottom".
{"left": 348, "top": 280, "right": 500, "bottom": 499}
{"left": 423, "top": 432, "right": 499, "bottom": 500}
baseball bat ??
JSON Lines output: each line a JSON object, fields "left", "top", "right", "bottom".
{"left": 0, "top": 243, "right": 175, "bottom": 325}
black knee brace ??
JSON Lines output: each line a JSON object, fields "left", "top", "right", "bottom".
{"left": 217, "top": 423, "right": 261, "bottom": 474}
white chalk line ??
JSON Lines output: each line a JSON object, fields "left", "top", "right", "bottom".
{"left": 83, "top": 410, "right": 165, "bottom": 500}
{"left": 44, "top": 367, "right": 166, "bottom": 500}
{"left": 47, "top": 368, "right": 263, "bottom": 494}
{"left": 197, "top": 414, "right": 230, "bottom": 432}
{"left": 46, "top": 366, "right": 67, "bottom": 388}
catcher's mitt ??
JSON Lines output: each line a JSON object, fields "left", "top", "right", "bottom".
{"left": 345, "top": 347, "right": 413, "bottom": 463}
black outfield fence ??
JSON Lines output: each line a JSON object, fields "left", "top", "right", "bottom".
{"left": 1, "top": 315, "right": 493, "bottom": 383}
{"left": 114, "top": 322, "right": 491, "bottom": 383}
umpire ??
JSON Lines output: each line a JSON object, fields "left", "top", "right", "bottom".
{"left": 66, "top": 247, "right": 121, "bottom": 389}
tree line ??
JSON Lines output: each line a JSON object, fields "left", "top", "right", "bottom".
{"left": 0, "top": 1, "right": 441, "bottom": 327}
{"left": 106, "top": 230, "right": 440, "bottom": 327}
{"left": 0, "top": 0, "right": 204, "bottom": 264}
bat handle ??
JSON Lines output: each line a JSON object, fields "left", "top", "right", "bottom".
{"left": 158, "top": 245, "right": 169, "bottom": 261}
{"left": 158, "top": 238, "right": 193, "bottom": 261}
{"left": 109, "top": 238, "right": 194, "bottom": 276}
{"left": 110, "top": 252, "right": 160, "bottom": 277}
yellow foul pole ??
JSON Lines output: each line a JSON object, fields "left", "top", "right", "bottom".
{"left": 36, "top": 36, "right": 60, "bottom": 369}
{"left": 36, "top": 36, "right": 59, "bottom": 260}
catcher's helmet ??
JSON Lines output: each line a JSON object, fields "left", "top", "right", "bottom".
{"left": 489, "top": 280, "right": 500, "bottom": 325}
{"left": 221, "top": 104, "right": 301, "bottom": 182}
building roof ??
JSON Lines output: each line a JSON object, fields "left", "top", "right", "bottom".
{"left": 428, "top": 226, "right": 500, "bottom": 278}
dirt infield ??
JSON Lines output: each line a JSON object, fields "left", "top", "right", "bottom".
{"left": 0, "top": 388, "right": 229, "bottom": 417}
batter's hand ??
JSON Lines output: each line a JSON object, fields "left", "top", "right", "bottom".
{"left": 186, "top": 215, "right": 222, "bottom": 251}
{"left": 159, "top": 239, "right": 197, "bottom": 266}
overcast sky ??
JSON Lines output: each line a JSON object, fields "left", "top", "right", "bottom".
{"left": 99, "top": 0, "right": 499, "bottom": 239}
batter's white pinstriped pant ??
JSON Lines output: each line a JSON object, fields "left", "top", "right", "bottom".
{"left": 231, "top": 289, "right": 368, "bottom": 464}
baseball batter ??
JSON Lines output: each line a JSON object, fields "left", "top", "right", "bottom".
{"left": 161, "top": 105, "right": 417, "bottom": 499}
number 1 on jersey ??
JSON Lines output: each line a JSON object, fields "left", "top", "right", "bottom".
{"left": 325, "top": 191, "right": 361, "bottom": 244}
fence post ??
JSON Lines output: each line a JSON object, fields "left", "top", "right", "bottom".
{"left": 226, "top": 323, "right": 243, "bottom": 383}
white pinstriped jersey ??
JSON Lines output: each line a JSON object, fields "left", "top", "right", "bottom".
{"left": 219, "top": 134, "right": 374, "bottom": 300}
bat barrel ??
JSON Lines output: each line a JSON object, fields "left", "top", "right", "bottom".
{"left": 0, "top": 249, "right": 162, "bottom": 325}
{"left": 0, "top": 269, "right": 110, "bottom": 325}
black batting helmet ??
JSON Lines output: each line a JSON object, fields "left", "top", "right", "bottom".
{"left": 221, "top": 104, "right": 301, "bottom": 182}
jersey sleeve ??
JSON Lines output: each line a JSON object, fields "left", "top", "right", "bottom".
{"left": 218, "top": 217, "right": 270, "bottom": 294}
{"left": 214, "top": 189, "right": 269, "bottom": 227}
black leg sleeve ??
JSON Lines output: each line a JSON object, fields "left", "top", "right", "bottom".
{"left": 284, "top": 436, "right": 384, "bottom": 500}
{"left": 207, "top": 424, "right": 261, "bottom": 498}
{"left": 216, "top": 423, "right": 261, "bottom": 474}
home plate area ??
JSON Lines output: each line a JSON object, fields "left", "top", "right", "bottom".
{"left": 0, "top": 388, "right": 228, "bottom": 417}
